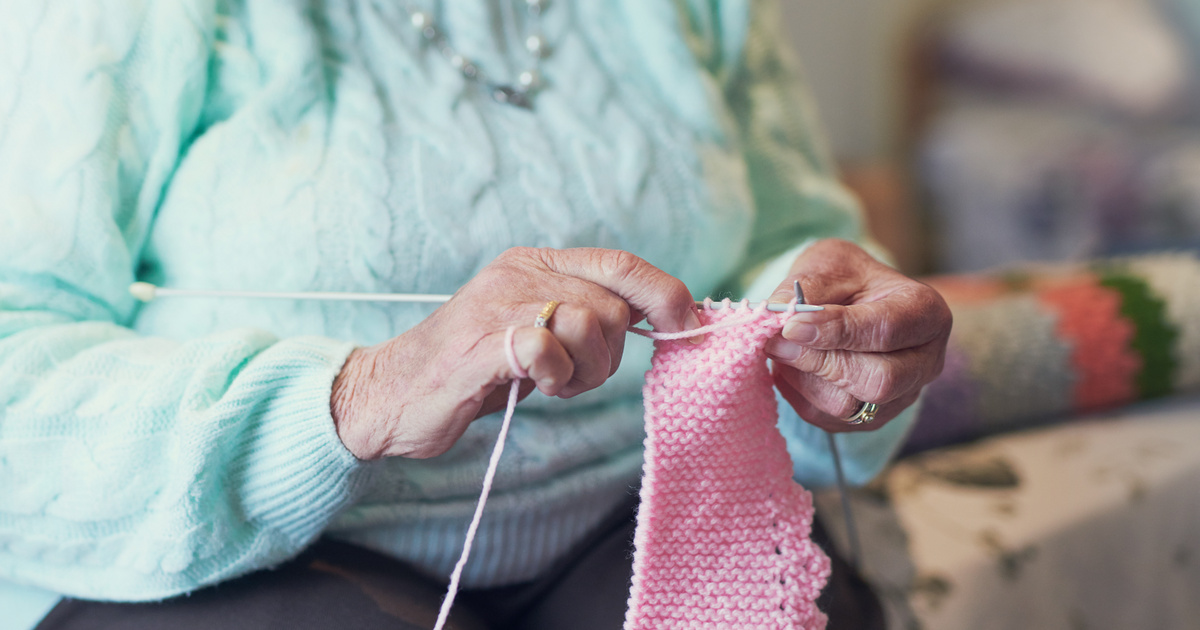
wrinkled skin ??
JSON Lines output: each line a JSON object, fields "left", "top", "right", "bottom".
{"left": 331, "top": 241, "right": 952, "bottom": 460}
{"left": 331, "top": 247, "right": 699, "bottom": 460}
{"left": 765, "top": 239, "right": 952, "bottom": 433}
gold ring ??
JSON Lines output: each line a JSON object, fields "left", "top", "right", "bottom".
{"left": 534, "top": 300, "right": 560, "bottom": 328}
{"left": 846, "top": 400, "right": 879, "bottom": 425}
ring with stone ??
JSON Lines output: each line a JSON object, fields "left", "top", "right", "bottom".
{"left": 533, "top": 300, "right": 560, "bottom": 328}
{"left": 845, "top": 400, "right": 879, "bottom": 425}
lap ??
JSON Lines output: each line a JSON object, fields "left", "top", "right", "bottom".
{"left": 35, "top": 498, "right": 638, "bottom": 630}
{"left": 36, "top": 540, "right": 483, "bottom": 630}
{"left": 37, "top": 501, "right": 879, "bottom": 630}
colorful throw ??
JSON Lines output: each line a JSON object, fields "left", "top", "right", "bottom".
{"left": 907, "top": 250, "right": 1200, "bottom": 454}
{"left": 625, "top": 305, "right": 830, "bottom": 629}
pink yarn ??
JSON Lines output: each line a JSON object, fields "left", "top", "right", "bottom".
{"left": 625, "top": 304, "right": 831, "bottom": 629}
{"left": 433, "top": 327, "right": 525, "bottom": 630}
{"left": 440, "top": 308, "right": 830, "bottom": 629}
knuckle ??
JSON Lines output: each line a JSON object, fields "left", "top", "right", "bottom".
{"left": 812, "top": 381, "right": 858, "bottom": 419}
{"left": 613, "top": 299, "right": 632, "bottom": 326}
{"left": 484, "top": 247, "right": 544, "bottom": 284}
{"left": 498, "top": 246, "right": 535, "bottom": 264}
{"left": 861, "top": 364, "right": 901, "bottom": 401}
{"left": 790, "top": 347, "right": 824, "bottom": 374}
{"left": 813, "top": 317, "right": 848, "bottom": 349}
{"left": 608, "top": 348, "right": 624, "bottom": 377}
{"left": 594, "top": 296, "right": 631, "bottom": 328}
{"left": 918, "top": 284, "right": 953, "bottom": 329}
{"left": 826, "top": 238, "right": 856, "bottom": 255}
{"left": 661, "top": 282, "right": 693, "bottom": 307}
{"left": 575, "top": 369, "right": 607, "bottom": 391}
{"left": 812, "top": 352, "right": 849, "bottom": 387}
{"left": 936, "top": 299, "right": 954, "bottom": 334}
{"left": 925, "top": 344, "right": 948, "bottom": 384}
{"left": 552, "top": 303, "right": 586, "bottom": 331}
{"left": 574, "top": 308, "right": 611, "bottom": 350}
{"left": 869, "top": 311, "right": 894, "bottom": 350}
{"left": 814, "top": 238, "right": 849, "bottom": 255}
{"left": 831, "top": 394, "right": 860, "bottom": 419}
{"left": 597, "top": 249, "right": 645, "bottom": 281}
{"left": 933, "top": 348, "right": 947, "bottom": 380}
{"left": 563, "top": 364, "right": 607, "bottom": 397}
{"left": 528, "top": 327, "right": 558, "bottom": 357}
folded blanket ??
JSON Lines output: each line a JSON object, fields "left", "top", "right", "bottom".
{"left": 905, "top": 250, "right": 1200, "bottom": 454}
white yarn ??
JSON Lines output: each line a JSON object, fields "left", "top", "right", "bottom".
{"left": 433, "top": 326, "right": 524, "bottom": 630}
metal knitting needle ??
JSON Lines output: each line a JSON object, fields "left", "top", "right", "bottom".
{"left": 793, "top": 279, "right": 864, "bottom": 572}
{"left": 827, "top": 431, "right": 863, "bottom": 571}
{"left": 129, "top": 282, "right": 823, "bottom": 312}
{"left": 702, "top": 299, "right": 823, "bottom": 313}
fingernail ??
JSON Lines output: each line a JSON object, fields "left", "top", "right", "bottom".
{"left": 685, "top": 310, "right": 705, "bottom": 345}
{"left": 766, "top": 337, "right": 803, "bottom": 361}
{"left": 782, "top": 320, "right": 818, "bottom": 344}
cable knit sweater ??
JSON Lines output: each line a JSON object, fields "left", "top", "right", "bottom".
{"left": 0, "top": 0, "right": 915, "bottom": 622}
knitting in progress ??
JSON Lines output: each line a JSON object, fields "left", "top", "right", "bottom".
{"left": 435, "top": 302, "right": 830, "bottom": 629}
{"left": 625, "top": 301, "right": 831, "bottom": 629}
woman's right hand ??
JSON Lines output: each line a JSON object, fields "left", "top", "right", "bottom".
{"left": 329, "top": 247, "right": 701, "bottom": 461}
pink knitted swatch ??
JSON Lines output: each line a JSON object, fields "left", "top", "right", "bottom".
{"left": 625, "top": 304, "right": 831, "bottom": 629}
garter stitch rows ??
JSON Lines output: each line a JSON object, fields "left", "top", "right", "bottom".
{"left": 625, "top": 303, "right": 831, "bottom": 629}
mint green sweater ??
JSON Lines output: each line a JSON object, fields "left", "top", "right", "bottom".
{"left": 0, "top": 0, "right": 914, "bottom": 616}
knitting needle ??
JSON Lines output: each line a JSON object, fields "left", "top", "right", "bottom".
{"left": 129, "top": 282, "right": 454, "bottom": 304}
{"left": 792, "top": 279, "right": 864, "bottom": 572}
{"left": 827, "top": 432, "right": 863, "bottom": 571}
{"left": 128, "top": 282, "right": 823, "bottom": 312}
{"left": 701, "top": 299, "right": 823, "bottom": 313}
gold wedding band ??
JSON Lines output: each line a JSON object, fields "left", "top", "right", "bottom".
{"left": 846, "top": 400, "right": 879, "bottom": 425}
{"left": 534, "top": 300, "right": 560, "bottom": 328}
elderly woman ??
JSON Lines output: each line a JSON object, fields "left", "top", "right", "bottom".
{"left": 0, "top": 0, "right": 950, "bottom": 628}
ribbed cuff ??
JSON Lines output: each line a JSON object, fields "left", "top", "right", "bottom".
{"left": 234, "top": 336, "right": 367, "bottom": 546}
{"left": 0, "top": 335, "right": 369, "bottom": 602}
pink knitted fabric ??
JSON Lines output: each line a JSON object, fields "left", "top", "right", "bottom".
{"left": 624, "top": 305, "right": 831, "bottom": 629}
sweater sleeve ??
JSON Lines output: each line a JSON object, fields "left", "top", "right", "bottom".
{"left": 707, "top": 0, "right": 917, "bottom": 486}
{"left": 0, "top": 2, "right": 365, "bottom": 601}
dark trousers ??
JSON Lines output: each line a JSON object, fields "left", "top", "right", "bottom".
{"left": 37, "top": 501, "right": 882, "bottom": 630}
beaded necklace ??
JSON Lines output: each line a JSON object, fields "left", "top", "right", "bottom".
{"left": 402, "top": 0, "right": 548, "bottom": 109}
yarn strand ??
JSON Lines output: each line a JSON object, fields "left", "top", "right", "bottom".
{"left": 435, "top": 300, "right": 802, "bottom": 629}
{"left": 628, "top": 299, "right": 797, "bottom": 340}
{"left": 433, "top": 327, "right": 525, "bottom": 630}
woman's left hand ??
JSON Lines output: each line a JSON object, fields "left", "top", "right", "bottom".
{"left": 765, "top": 239, "right": 952, "bottom": 433}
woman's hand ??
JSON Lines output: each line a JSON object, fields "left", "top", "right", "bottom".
{"left": 330, "top": 247, "right": 700, "bottom": 460}
{"left": 765, "top": 239, "right": 952, "bottom": 432}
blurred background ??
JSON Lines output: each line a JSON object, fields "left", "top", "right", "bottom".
{"left": 778, "top": 2, "right": 1200, "bottom": 628}
{"left": 782, "top": 0, "right": 1200, "bottom": 276}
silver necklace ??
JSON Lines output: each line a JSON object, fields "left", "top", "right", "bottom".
{"left": 404, "top": 0, "right": 548, "bottom": 109}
